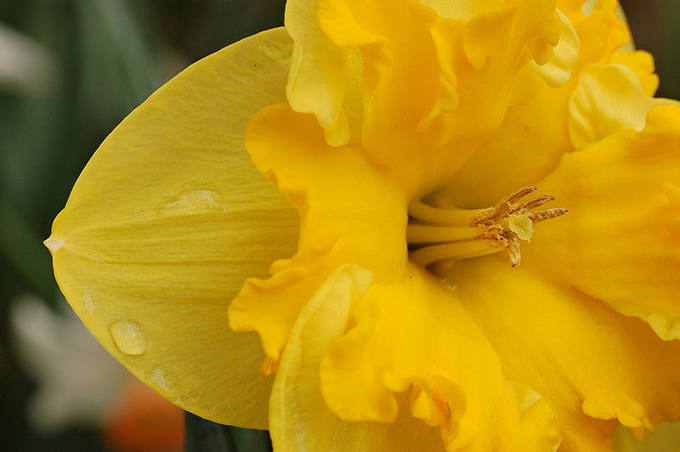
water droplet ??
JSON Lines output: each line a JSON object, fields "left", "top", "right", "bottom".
{"left": 82, "top": 292, "right": 97, "bottom": 315}
{"left": 43, "top": 236, "right": 65, "bottom": 253}
{"left": 148, "top": 367, "right": 180, "bottom": 400}
{"left": 149, "top": 368, "right": 169, "bottom": 391}
{"left": 109, "top": 320, "right": 147, "bottom": 355}
{"left": 159, "top": 188, "right": 227, "bottom": 216}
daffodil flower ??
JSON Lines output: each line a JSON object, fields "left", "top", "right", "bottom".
{"left": 46, "top": 0, "right": 680, "bottom": 451}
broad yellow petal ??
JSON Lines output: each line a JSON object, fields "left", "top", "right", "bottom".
{"left": 46, "top": 28, "right": 299, "bottom": 428}
{"left": 448, "top": 255, "right": 680, "bottom": 452}
{"left": 532, "top": 105, "right": 680, "bottom": 341}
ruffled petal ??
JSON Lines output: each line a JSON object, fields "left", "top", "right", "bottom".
{"left": 421, "top": 0, "right": 565, "bottom": 175}
{"left": 447, "top": 254, "right": 680, "bottom": 452}
{"left": 566, "top": 0, "right": 630, "bottom": 68}
{"left": 283, "top": 0, "right": 569, "bottom": 195}
{"left": 425, "top": 0, "right": 655, "bottom": 208}
{"left": 319, "top": 264, "right": 561, "bottom": 451}
{"left": 530, "top": 9, "right": 580, "bottom": 88}
{"left": 429, "top": 65, "right": 572, "bottom": 208}
{"left": 531, "top": 105, "right": 680, "bottom": 341}
{"left": 269, "top": 264, "right": 448, "bottom": 452}
{"left": 46, "top": 29, "right": 299, "bottom": 428}
{"left": 318, "top": 0, "right": 443, "bottom": 167}
{"left": 609, "top": 50, "right": 659, "bottom": 97}
{"left": 229, "top": 104, "right": 410, "bottom": 367}
{"left": 285, "top": 0, "right": 355, "bottom": 146}
{"left": 569, "top": 63, "right": 679, "bottom": 150}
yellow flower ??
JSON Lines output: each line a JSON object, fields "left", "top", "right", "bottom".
{"left": 45, "top": 0, "right": 680, "bottom": 451}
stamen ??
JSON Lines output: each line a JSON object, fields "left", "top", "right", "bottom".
{"left": 407, "top": 225, "right": 481, "bottom": 244}
{"left": 471, "top": 186, "right": 537, "bottom": 224}
{"left": 506, "top": 237, "right": 522, "bottom": 267}
{"left": 409, "top": 239, "right": 502, "bottom": 268}
{"left": 528, "top": 208, "right": 568, "bottom": 223}
{"left": 408, "top": 199, "right": 475, "bottom": 226}
{"left": 510, "top": 195, "right": 554, "bottom": 214}
{"left": 407, "top": 185, "right": 567, "bottom": 269}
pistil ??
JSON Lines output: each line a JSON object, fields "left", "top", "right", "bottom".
{"left": 408, "top": 186, "right": 567, "bottom": 268}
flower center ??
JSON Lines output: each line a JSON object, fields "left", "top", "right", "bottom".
{"left": 407, "top": 186, "right": 567, "bottom": 270}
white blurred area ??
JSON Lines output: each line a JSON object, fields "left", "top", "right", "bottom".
{"left": 10, "top": 294, "right": 185, "bottom": 452}
{"left": 10, "top": 294, "right": 125, "bottom": 433}
{"left": 0, "top": 23, "right": 58, "bottom": 95}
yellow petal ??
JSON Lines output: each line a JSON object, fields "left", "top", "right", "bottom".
{"left": 419, "top": 0, "right": 506, "bottom": 20}
{"left": 530, "top": 9, "right": 580, "bottom": 88}
{"left": 428, "top": 0, "right": 563, "bottom": 141}
{"left": 270, "top": 261, "right": 559, "bottom": 451}
{"left": 448, "top": 255, "right": 680, "bottom": 452}
{"left": 46, "top": 28, "right": 299, "bottom": 428}
{"left": 569, "top": 63, "right": 679, "bottom": 150}
{"left": 285, "top": 0, "right": 354, "bottom": 146}
{"left": 430, "top": 65, "right": 572, "bottom": 208}
{"left": 318, "top": 0, "right": 441, "bottom": 166}
{"left": 267, "top": 263, "right": 451, "bottom": 452}
{"left": 568, "top": 0, "right": 630, "bottom": 68}
{"left": 282, "top": 1, "right": 572, "bottom": 196}
{"left": 229, "top": 104, "right": 411, "bottom": 366}
{"left": 320, "top": 264, "right": 561, "bottom": 451}
{"left": 532, "top": 105, "right": 680, "bottom": 340}
{"left": 609, "top": 50, "right": 659, "bottom": 97}
{"left": 421, "top": 0, "right": 573, "bottom": 204}
{"left": 427, "top": 3, "right": 663, "bottom": 210}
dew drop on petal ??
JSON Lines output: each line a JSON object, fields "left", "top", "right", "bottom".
{"left": 109, "top": 320, "right": 147, "bottom": 355}
{"left": 158, "top": 188, "right": 227, "bottom": 216}
{"left": 82, "top": 292, "right": 97, "bottom": 315}
{"left": 148, "top": 367, "right": 181, "bottom": 402}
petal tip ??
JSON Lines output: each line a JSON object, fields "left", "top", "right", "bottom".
{"left": 43, "top": 235, "right": 65, "bottom": 254}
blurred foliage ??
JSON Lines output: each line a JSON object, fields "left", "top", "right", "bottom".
{"left": 0, "top": 0, "right": 677, "bottom": 451}
{"left": 620, "top": 0, "right": 680, "bottom": 99}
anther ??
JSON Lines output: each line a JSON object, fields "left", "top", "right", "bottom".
{"left": 527, "top": 208, "right": 568, "bottom": 223}
{"left": 510, "top": 195, "right": 554, "bottom": 214}
{"left": 470, "top": 186, "right": 537, "bottom": 224}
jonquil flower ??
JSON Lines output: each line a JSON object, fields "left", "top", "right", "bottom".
{"left": 45, "top": 0, "right": 680, "bottom": 450}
